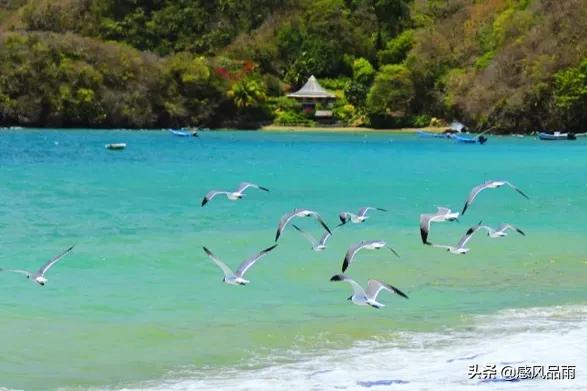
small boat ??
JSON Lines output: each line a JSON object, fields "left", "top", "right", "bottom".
{"left": 451, "top": 134, "right": 488, "bottom": 144}
{"left": 417, "top": 130, "right": 451, "bottom": 138}
{"left": 105, "top": 143, "right": 126, "bottom": 150}
{"left": 168, "top": 129, "right": 191, "bottom": 137}
{"left": 537, "top": 131, "right": 576, "bottom": 141}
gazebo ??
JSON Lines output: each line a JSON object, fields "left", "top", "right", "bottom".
{"left": 287, "top": 75, "right": 336, "bottom": 120}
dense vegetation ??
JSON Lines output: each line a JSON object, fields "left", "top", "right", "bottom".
{"left": 0, "top": 0, "right": 586, "bottom": 131}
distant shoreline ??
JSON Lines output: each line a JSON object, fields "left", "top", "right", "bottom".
{"left": 1, "top": 126, "right": 448, "bottom": 133}
{"left": 260, "top": 125, "right": 448, "bottom": 133}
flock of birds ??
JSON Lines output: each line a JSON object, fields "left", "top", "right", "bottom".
{"left": 0, "top": 179, "right": 529, "bottom": 309}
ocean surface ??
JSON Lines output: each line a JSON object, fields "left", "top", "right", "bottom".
{"left": 0, "top": 130, "right": 585, "bottom": 391}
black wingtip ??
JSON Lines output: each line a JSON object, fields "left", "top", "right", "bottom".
{"left": 388, "top": 247, "right": 400, "bottom": 258}
{"left": 341, "top": 258, "right": 349, "bottom": 273}
{"left": 202, "top": 246, "right": 212, "bottom": 255}
{"left": 275, "top": 231, "right": 280, "bottom": 242}
{"left": 330, "top": 274, "right": 345, "bottom": 282}
{"left": 378, "top": 208, "right": 388, "bottom": 212}
{"left": 263, "top": 244, "right": 279, "bottom": 253}
{"left": 201, "top": 198, "right": 208, "bottom": 207}
{"left": 259, "top": 186, "right": 270, "bottom": 192}
{"left": 420, "top": 228, "right": 428, "bottom": 245}
{"left": 394, "top": 286, "right": 409, "bottom": 299}
{"left": 517, "top": 228, "right": 526, "bottom": 236}
{"left": 461, "top": 203, "right": 468, "bottom": 215}
{"left": 321, "top": 221, "right": 332, "bottom": 235}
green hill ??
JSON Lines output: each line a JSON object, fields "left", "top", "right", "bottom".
{"left": 1, "top": 0, "right": 586, "bottom": 131}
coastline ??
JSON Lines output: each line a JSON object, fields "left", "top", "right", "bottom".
{"left": 260, "top": 125, "right": 448, "bottom": 133}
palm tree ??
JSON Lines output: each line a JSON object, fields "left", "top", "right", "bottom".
{"left": 228, "top": 79, "right": 266, "bottom": 109}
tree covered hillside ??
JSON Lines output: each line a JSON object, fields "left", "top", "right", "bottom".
{"left": 0, "top": 0, "right": 586, "bottom": 131}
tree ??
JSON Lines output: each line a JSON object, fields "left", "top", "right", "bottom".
{"left": 366, "top": 64, "right": 414, "bottom": 115}
{"left": 228, "top": 78, "right": 267, "bottom": 109}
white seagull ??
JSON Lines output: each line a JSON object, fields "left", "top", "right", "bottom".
{"left": 342, "top": 240, "right": 399, "bottom": 272}
{"left": 338, "top": 207, "right": 387, "bottom": 226}
{"left": 428, "top": 222, "right": 482, "bottom": 254}
{"left": 202, "top": 244, "right": 278, "bottom": 285}
{"left": 275, "top": 209, "right": 331, "bottom": 242}
{"left": 479, "top": 224, "right": 525, "bottom": 238}
{"left": 330, "top": 274, "right": 408, "bottom": 308}
{"left": 462, "top": 180, "right": 529, "bottom": 215}
{"left": 292, "top": 224, "right": 333, "bottom": 251}
{"left": 420, "top": 206, "right": 460, "bottom": 244}
{"left": 201, "top": 182, "right": 269, "bottom": 206}
{"left": 0, "top": 244, "right": 75, "bottom": 286}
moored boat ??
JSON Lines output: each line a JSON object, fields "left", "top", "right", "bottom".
{"left": 451, "top": 134, "right": 488, "bottom": 144}
{"left": 105, "top": 143, "right": 126, "bottom": 150}
{"left": 417, "top": 130, "right": 451, "bottom": 138}
{"left": 168, "top": 129, "right": 191, "bottom": 137}
{"left": 537, "top": 131, "right": 576, "bottom": 141}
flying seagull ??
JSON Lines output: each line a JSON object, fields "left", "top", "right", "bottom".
{"left": 479, "top": 224, "right": 525, "bottom": 238}
{"left": 202, "top": 244, "right": 278, "bottom": 285}
{"left": 462, "top": 180, "right": 528, "bottom": 215}
{"left": 201, "top": 182, "right": 269, "bottom": 206}
{"left": 420, "top": 206, "right": 460, "bottom": 244}
{"left": 275, "top": 209, "right": 331, "bottom": 242}
{"left": 0, "top": 244, "right": 75, "bottom": 286}
{"left": 342, "top": 240, "right": 399, "bottom": 273}
{"left": 427, "top": 222, "right": 482, "bottom": 254}
{"left": 338, "top": 207, "right": 387, "bottom": 226}
{"left": 330, "top": 274, "right": 408, "bottom": 308}
{"left": 292, "top": 224, "right": 334, "bottom": 251}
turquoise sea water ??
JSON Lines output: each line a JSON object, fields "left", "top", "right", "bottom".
{"left": 0, "top": 130, "right": 585, "bottom": 390}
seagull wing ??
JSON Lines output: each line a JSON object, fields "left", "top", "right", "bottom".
{"left": 0, "top": 268, "right": 30, "bottom": 276}
{"left": 436, "top": 206, "right": 451, "bottom": 214}
{"left": 478, "top": 225, "right": 496, "bottom": 235}
{"left": 357, "top": 207, "right": 387, "bottom": 217}
{"left": 330, "top": 274, "right": 367, "bottom": 297}
{"left": 37, "top": 244, "right": 75, "bottom": 275}
{"left": 235, "top": 244, "right": 278, "bottom": 277}
{"left": 292, "top": 224, "right": 318, "bottom": 247}
{"left": 366, "top": 280, "right": 409, "bottom": 300}
{"left": 462, "top": 182, "right": 490, "bottom": 215}
{"left": 387, "top": 245, "right": 400, "bottom": 258}
{"left": 318, "top": 230, "right": 332, "bottom": 246}
{"left": 431, "top": 244, "right": 453, "bottom": 250}
{"left": 202, "top": 247, "right": 234, "bottom": 278}
{"left": 275, "top": 209, "right": 301, "bottom": 241}
{"left": 236, "top": 182, "right": 270, "bottom": 193}
{"left": 201, "top": 190, "right": 229, "bottom": 206}
{"left": 499, "top": 224, "right": 526, "bottom": 236}
{"left": 504, "top": 182, "right": 529, "bottom": 199}
{"left": 420, "top": 214, "right": 432, "bottom": 244}
{"left": 342, "top": 242, "right": 366, "bottom": 272}
{"left": 338, "top": 212, "right": 350, "bottom": 225}
{"left": 308, "top": 211, "right": 332, "bottom": 235}
{"left": 456, "top": 222, "right": 482, "bottom": 248}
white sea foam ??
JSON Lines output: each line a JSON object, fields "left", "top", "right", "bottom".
{"left": 108, "top": 304, "right": 586, "bottom": 391}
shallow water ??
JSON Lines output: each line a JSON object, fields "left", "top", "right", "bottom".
{"left": 0, "top": 130, "right": 585, "bottom": 390}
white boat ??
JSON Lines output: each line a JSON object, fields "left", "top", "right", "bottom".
{"left": 537, "top": 132, "right": 576, "bottom": 141}
{"left": 105, "top": 143, "right": 127, "bottom": 150}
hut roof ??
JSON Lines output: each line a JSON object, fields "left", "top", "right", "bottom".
{"left": 287, "top": 75, "right": 335, "bottom": 99}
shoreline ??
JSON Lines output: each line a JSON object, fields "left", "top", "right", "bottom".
{"left": 0, "top": 126, "right": 448, "bottom": 133}
{"left": 260, "top": 125, "right": 448, "bottom": 133}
